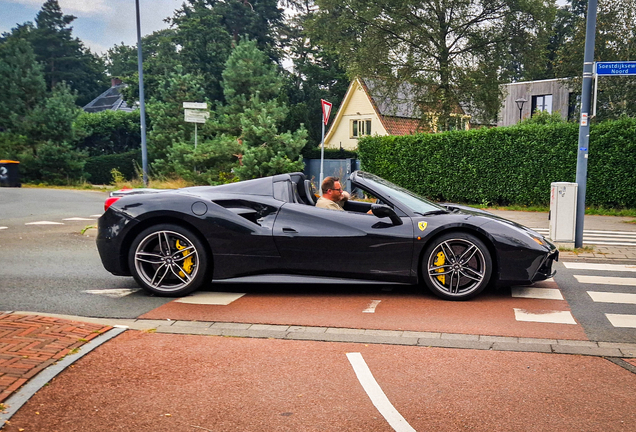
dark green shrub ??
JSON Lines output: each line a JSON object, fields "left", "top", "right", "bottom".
{"left": 84, "top": 150, "right": 141, "bottom": 185}
{"left": 358, "top": 118, "right": 636, "bottom": 208}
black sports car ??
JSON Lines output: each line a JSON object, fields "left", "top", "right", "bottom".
{"left": 97, "top": 171, "right": 558, "bottom": 300}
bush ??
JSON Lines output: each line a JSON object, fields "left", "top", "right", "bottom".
{"left": 84, "top": 150, "right": 141, "bottom": 184}
{"left": 358, "top": 118, "right": 636, "bottom": 208}
{"left": 302, "top": 147, "right": 358, "bottom": 160}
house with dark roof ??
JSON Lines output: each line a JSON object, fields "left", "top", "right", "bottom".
{"left": 82, "top": 79, "right": 133, "bottom": 113}
{"left": 324, "top": 78, "right": 472, "bottom": 150}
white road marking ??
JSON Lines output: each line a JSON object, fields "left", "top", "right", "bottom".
{"left": 83, "top": 289, "right": 140, "bottom": 298}
{"left": 0, "top": 227, "right": 7, "bottom": 230}
{"left": 346, "top": 353, "right": 416, "bottom": 432}
{"left": 513, "top": 308, "right": 577, "bottom": 324}
{"left": 62, "top": 217, "right": 96, "bottom": 221}
{"left": 363, "top": 300, "right": 382, "bottom": 313}
{"left": 587, "top": 291, "right": 636, "bottom": 304}
{"left": 25, "top": 221, "right": 64, "bottom": 225}
{"left": 605, "top": 314, "right": 636, "bottom": 328}
{"left": 511, "top": 287, "right": 564, "bottom": 300}
{"left": 90, "top": 214, "right": 102, "bottom": 218}
{"left": 175, "top": 292, "right": 245, "bottom": 305}
{"left": 574, "top": 275, "right": 636, "bottom": 286}
{"left": 563, "top": 262, "right": 636, "bottom": 272}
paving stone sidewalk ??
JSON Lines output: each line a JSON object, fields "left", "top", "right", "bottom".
{"left": 0, "top": 314, "right": 112, "bottom": 404}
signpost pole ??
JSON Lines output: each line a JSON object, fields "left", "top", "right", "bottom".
{"left": 574, "top": 0, "right": 598, "bottom": 248}
{"left": 320, "top": 121, "right": 325, "bottom": 196}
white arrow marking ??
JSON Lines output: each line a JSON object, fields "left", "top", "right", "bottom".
{"left": 363, "top": 300, "right": 382, "bottom": 313}
{"left": 83, "top": 289, "right": 140, "bottom": 298}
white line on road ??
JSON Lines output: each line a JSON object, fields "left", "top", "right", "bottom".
{"left": 511, "top": 287, "right": 564, "bottom": 300}
{"left": 563, "top": 262, "right": 636, "bottom": 272}
{"left": 363, "top": 300, "right": 382, "bottom": 313}
{"left": 574, "top": 275, "right": 636, "bottom": 286}
{"left": 587, "top": 291, "right": 636, "bottom": 304}
{"left": 175, "top": 292, "right": 246, "bottom": 305}
{"left": 0, "top": 227, "right": 7, "bottom": 230}
{"left": 25, "top": 221, "right": 64, "bottom": 225}
{"left": 346, "top": 353, "right": 416, "bottom": 432}
{"left": 605, "top": 314, "right": 636, "bottom": 328}
{"left": 83, "top": 289, "right": 140, "bottom": 298}
{"left": 513, "top": 308, "right": 577, "bottom": 324}
{"left": 62, "top": 217, "right": 96, "bottom": 221}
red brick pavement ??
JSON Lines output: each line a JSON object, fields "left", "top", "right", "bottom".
{"left": 0, "top": 313, "right": 112, "bottom": 404}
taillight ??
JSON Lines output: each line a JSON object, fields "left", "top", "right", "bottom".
{"left": 104, "top": 196, "right": 121, "bottom": 212}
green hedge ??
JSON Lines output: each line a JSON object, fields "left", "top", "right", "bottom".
{"left": 358, "top": 118, "right": 636, "bottom": 207}
{"left": 84, "top": 150, "right": 141, "bottom": 185}
{"left": 302, "top": 147, "right": 358, "bottom": 160}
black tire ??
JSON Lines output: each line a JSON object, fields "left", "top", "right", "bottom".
{"left": 128, "top": 223, "right": 210, "bottom": 296}
{"left": 421, "top": 232, "right": 492, "bottom": 300}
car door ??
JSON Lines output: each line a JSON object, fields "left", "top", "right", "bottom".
{"left": 272, "top": 203, "right": 414, "bottom": 282}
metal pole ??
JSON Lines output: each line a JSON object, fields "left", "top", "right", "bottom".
{"left": 574, "top": 0, "right": 598, "bottom": 248}
{"left": 319, "top": 120, "right": 325, "bottom": 196}
{"left": 135, "top": 0, "right": 148, "bottom": 187}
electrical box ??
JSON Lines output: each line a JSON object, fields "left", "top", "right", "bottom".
{"left": 549, "top": 182, "right": 578, "bottom": 244}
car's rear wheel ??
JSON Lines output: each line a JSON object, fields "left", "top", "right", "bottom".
{"left": 421, "top": 232, "right": 492, "bottom": 300}
{"left": 128, "top": 224, "right": 209, "bottom": 296}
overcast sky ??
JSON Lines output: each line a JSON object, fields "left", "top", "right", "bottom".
{"left": 0, "top": 0, "right": 180, "bottom": 55}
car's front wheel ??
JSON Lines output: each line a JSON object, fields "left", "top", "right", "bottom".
{"left": 421, "top": 232, "right": 492, "bottom": 300}
{"left": 128, "top": 224, "right": 210, "bottom": 296}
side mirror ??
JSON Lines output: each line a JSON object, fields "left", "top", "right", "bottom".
{"left": 371, "top": 204, "right": 403, "bottom": 226}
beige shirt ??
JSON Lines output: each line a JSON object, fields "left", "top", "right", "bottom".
{"left": 316, "top": 196, "right": 344, "bottom": 211}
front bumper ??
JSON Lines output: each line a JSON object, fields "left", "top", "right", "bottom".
{"left": 531, "top": 246, "right": 559, "bottom": 282}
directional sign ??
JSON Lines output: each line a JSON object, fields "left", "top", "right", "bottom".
{"left": 321, "top": 99, "right": 333, "bottom": 125}
{"left": 184, "top": 109, "right": 210, "bottom": 123}
{"left": 596, "top": 62, "right": 636, "bottom": 76}
{"left": 183, "top": 102, "right": 208, "bottom": 109}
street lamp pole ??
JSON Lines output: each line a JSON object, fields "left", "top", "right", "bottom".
{"left": 515, "top": 98, "right": 527, "bottom": 122}
{"left": 135, "top": 0, "right": 149, "bottom": 187}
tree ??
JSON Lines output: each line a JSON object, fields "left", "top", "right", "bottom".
{"left": 554, "top": 0, "right": 636, "bottom": 120}
{"left": 73, "top": 110, "right": 141, "bottom": 156}
{"left": 169, "top": 0, "right": 285, "bottom": 101}
{"left": 310, "top": 0, "right": 553, "bottom": 127}
{"left": 278, "top": 0, "right": 350, "bottom": 150}
{"left": 13, "top": 0, "right": 108, "bottom": 106}
{"left": 0, "top": 37, "right": 46, "bottom": 133}
{"left": 223, "top": 38, "right": 307, "bottom": 179}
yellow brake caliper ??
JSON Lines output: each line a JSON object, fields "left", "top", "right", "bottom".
{"left": 434, "top": 251, "right": 446, "bottom": 284}
{"left": 175, "top": 240, "right": 194, "bottom": 278}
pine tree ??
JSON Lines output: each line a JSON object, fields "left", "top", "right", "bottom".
{"left": 223, "top": 38, "right": 307, "bottom": 180}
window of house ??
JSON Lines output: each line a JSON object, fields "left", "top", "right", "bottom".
{"left": 351, "top": 119, "right": 372, "bottom": 138}
{"left": 531, "top": 94, "right": 553, "bottom": 115}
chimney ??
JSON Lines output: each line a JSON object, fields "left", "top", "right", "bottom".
{"left": 111, "top": 78, "right": 123, "bottom": 87}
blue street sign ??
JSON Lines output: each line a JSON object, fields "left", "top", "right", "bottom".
{"left": 596, "top": 61, "right": 636, "bottom": 76}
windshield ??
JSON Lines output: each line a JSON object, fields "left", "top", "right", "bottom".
{"left": 356, "top": 172, "right": 446, "bottom": 215}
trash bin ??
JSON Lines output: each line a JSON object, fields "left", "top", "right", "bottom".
{"left": 0, "top": 160, "right": 21, "bottom": 187}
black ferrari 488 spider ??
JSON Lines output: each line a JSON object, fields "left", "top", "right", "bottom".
{"left": 96, "top": 171, "right": 558, "bottom": 300}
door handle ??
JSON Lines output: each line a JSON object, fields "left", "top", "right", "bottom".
{"left": 282, "top": 227, "right": 298, "bottom": 236}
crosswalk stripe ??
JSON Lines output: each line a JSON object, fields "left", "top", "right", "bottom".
{"left": 587, "top": 291, "right": 636, "bottom": 304}
{"left": 574, "top": 275, "right": 636, "bottom": 286}
{"left": 511, "top": 287, "right": 564, "bottom": 300}
{"left": 175, "top": 292, "right": 245, "bottom": 305}
{"left": 83, "top": 289, "right": 140, "bottom": 298}
{"left": 531, "top": 228, "right": 636, "bottom": 245}
{"left": 605, "top": 314, "right": 636, "bottom": 328}
{"left": 563, "top": 262, "right": 636, "bottom": 272}
{"left": 513, "top": 308, "right": 577, "bottom": 324}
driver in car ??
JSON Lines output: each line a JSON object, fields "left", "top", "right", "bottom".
{"left": 316, "top": 176, "right": 349, "bottom": 211}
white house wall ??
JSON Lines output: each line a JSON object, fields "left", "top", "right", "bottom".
{"left": 325, "top": 81, "right": 387, "bottom": 150}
